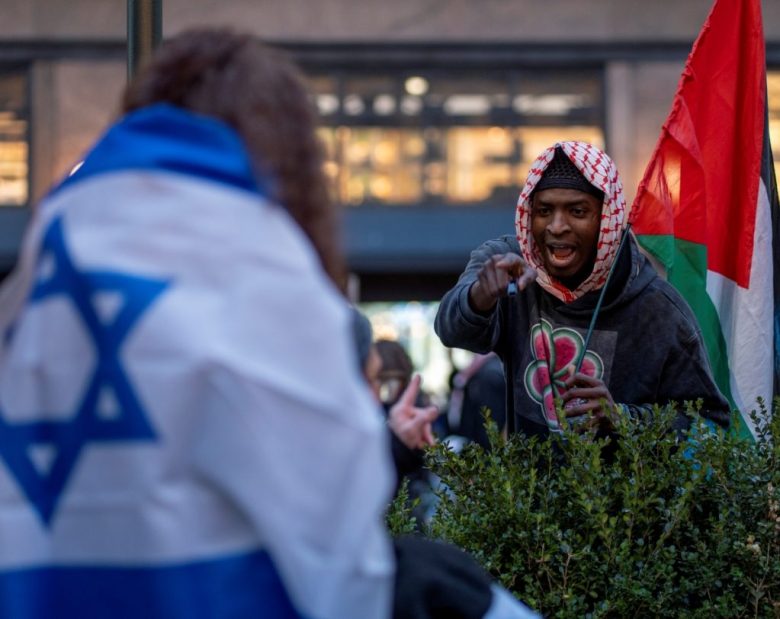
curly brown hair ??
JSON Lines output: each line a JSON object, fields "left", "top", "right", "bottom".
{"left": 122, "top": 28, "right": 345, "bottom": 287}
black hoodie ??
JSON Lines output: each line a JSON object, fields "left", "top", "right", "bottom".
{"left": 435, "top": 234, "right": 730, "bottom": 437}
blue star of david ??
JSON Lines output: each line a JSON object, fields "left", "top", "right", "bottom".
{"left": 0, "top": 217, "right": 169, "bottom": 526}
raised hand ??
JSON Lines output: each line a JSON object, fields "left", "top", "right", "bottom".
{"left": 388, "top": 374, "right": 439, "bottom": 450}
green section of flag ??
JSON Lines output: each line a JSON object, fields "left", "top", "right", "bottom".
{"left": 638, "top": 234, "right": 753, "bottom": 439}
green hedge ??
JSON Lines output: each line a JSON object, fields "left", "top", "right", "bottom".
{"left": 389, "top": 401, "right": 780, "bottom": 618}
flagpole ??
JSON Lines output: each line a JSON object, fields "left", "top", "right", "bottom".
{"left": 574, "top": 223, "right": 633, "bottom": 373}
{"left": 127, "top": 0, "right": 162, "bottom": 80}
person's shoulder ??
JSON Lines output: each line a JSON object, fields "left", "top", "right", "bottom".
{"left": 643, "top": 271, "right": 686, "bottom": 312}
{"left": 473, "top": 235, "right": 520, "bottom": 257}
{"left": 641, "top": 270, "right": 702, "bottom": 341}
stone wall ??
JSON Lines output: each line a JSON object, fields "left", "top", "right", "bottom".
{"left": 3, "top": 0, "right": 779, "bottom": 43}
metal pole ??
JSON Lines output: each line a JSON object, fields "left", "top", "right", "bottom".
{"left": 503, "top": 282, "right": 517, "bottom": 436}
{"left": 127, "top": 0, "right": 162, "bottom": 80}
{"left": 574, "top": 223, "right": 633, "bottom": 374}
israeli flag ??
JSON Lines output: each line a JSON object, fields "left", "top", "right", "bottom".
{"left": 0, "top": 105, "right": 396, "bottom": 619}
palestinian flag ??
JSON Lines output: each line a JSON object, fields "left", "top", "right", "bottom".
{"left": 631, "top": 0, "right": 780, "bottom": 439}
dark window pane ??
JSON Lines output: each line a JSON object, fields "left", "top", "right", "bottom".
{"left": 342, "top": 76, "right": 398, "bottom": 121}
{"left": 514, "top": 71, "right": 602, "bottom": 124}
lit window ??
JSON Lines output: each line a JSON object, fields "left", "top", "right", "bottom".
{"left": 309, "top": 69, "right": 604, "bottom": 207}
{"left": 768, "top": 70, "right": 780, "bottom": 183}
{"left": 0, "top": 67, "right": 29, "bottom": 207}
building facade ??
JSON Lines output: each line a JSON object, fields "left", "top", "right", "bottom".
{"left": 2, "top": 0, "right": 780, "bottom": 301}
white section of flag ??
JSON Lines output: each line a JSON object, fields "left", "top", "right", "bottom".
{"left": 706, "top": 179, "right": 775, "bottom": 437}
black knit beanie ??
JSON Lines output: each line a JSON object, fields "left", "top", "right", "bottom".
{"left": 533, "top": 146, "right": 604, "bottom": 201}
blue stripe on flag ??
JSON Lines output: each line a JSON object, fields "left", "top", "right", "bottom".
{"left": 0, "top": 549, "right": 306, "bottom": 619}
{"left": 55, "top": 103, "right": 269, "bottom": 198}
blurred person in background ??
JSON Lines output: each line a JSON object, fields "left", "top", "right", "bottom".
{"left": 374, "top": 339, "right": 415, "bottom": 410}
{"left": 0, "top": 28, "right": 537, "bottom": 619}
{"left": 355, "top": 325, "right": 440, "bottom": 526}
{"left": 374, "top": 339, "right": 446, "bottom": 528}
{"left": 375, "top": 338, "right": 448, "bottom": 438}
{"left": 351, "top": 309, "right": 437, "bottom": 463}
{"left": 446, "top": 352, "right": 506, "bottom": 449}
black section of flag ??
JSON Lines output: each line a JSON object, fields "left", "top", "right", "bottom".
{"left": 761, "top": 89, "right": 780, "bottom": 399}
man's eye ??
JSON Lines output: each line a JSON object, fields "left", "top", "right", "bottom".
{"left": 534, "top": 207, "right": 551, "bottom": 216}
{"left": 571, "top": 208, "right": 586, "bottom": 217}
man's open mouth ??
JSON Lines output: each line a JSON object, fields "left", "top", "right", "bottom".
{"left": 546, "top": 244, "right": 576, "bottom": 266}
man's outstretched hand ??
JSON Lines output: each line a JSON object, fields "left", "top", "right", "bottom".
{"left": 468, "top": 253, "right": 536, "bottom": 314}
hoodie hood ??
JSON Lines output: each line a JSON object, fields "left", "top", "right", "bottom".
{"left": 515, "top": 141, "right": 628, "bottom": 303}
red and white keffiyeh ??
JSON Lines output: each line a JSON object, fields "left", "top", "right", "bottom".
{"left": 514, "top": 141, "right": 627, "bottom": 303}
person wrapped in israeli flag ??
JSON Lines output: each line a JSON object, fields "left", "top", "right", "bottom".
{"left": 0, "top": 29, "right": 537, "bottom": 619}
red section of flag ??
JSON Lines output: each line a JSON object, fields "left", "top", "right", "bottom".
{"left": 631, "top": 0, "right": 765, "bottom": 287}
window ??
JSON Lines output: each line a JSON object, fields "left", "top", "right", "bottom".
{"left": 310, "top": 69, "right": 604, "bottom": 207}
{"left": 0, "top": 67, "right": 29, "bottom": 207}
